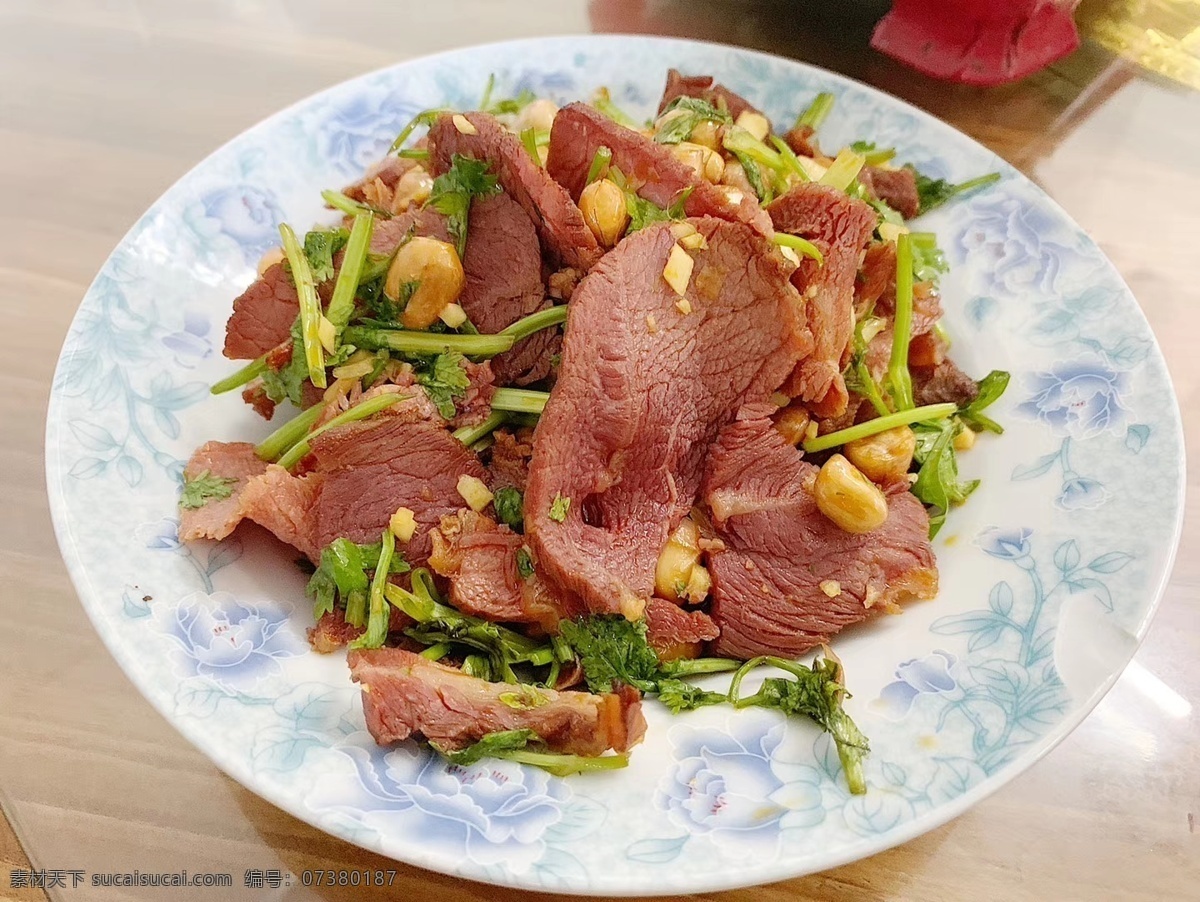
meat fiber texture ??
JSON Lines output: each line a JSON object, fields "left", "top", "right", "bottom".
{"left": 426, "top": 111, "right": 602, "bottom": 272}
{"left": 644, "top": 597, "right": 719, "bottom": 662}
{"left": 525, "top": 217, "right": 811, "bottom": 620}
{"left": 178, "top": 403, "right": 486, "bottom": 566}
{"left": 546, "top": 102, "right": 773, "bottom": 236}
{"left": 701, "top": 411, "right": 938, "bottom": 659}
{"left": 348, "top": 647, "right": 646, "bottom": 756}
{"left": 768, "top": 183, "right": 877, "bottom": 417}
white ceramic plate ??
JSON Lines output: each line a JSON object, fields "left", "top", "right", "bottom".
{"left": 46, "top": 36, "right": 1184, "bottom": 895}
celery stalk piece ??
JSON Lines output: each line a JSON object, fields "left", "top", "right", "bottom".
{"left": 279, "top": 223, "right": 327, "bottom": 390}
{"left": 325, "top": 212, "right": 375, "bottom": 333}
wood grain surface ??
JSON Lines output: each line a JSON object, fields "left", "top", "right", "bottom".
{"left": 1, "top": 2, "right": 1197, "bottom": 901}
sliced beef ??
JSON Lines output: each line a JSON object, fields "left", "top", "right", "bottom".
{"left": 783, "top": 124, "right": 819, "bottom": 158}
{"left": 236, "top": 464, "right": 324, "bottom": 559}
{"left": 702, "top": 412, "right": 938, "bottom": 659}
{"left": 768, "top": 184, "right": 877, "bottom": 415}
{"left": 525, "top": 218, "right": 810, "bottom": 619}
{"left": 444, "top": 192, "right": 554, "bottom": 386}
{"left": 656, "top": 69, "right": 760, "bottom": 119}
{"left": 184, "top": 404, "right": 485, "bottom": 565}
{"left": 302, "top": 408, "right": 489, "bottom": 563}
{"left": 546, "top": 102, "right": 772, "bottom": 236}
{"left": 488, "top": 428, "right": 534, "bottom": 492}
{"left": 428, "top": 511, "right": 560, "bottom": 631}
{"left": 178, "top": 441, "right": 270, "bottom": 542}
{"left": 348, "top": 647, "right": 647, "bottom": 756}
{"left": 856, "top": 240, "right": 895, "bottom": 317}
{"left": 644, "top": 597, "right": 719, "bottom": 662}
{"left": 426, "top": 111, "right": 602, "bottom": 272}
{"left": 914, "top": 358, "right": 979, "bottom": 408}
{"left": 225, "top": 264, "right": 299, "bottom": 360}
{"left": 859, "top": 165, "right": 920, "bottom": 219}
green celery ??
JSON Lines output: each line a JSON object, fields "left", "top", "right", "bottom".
{"left": 819, "top": 148, "right": 866, "bottom": 192}
{"left": 255, "top": 403, "right": 325, "bottom": 462}
{"left": 211, "top": 355, "right": 267, "bottom": 395}
{"left": 276, "top": 393, "right": 408, "bottom": 470}
{"left": 772, "top": 233, "right": 825, "bottom": 265}
{"left": 325, "top": 212, "right": 375, "bottom": 333}
{"left": 490, "top": 388, "right": 549, "bottom": 415}
{"left": 887, "top": 231, "right": 916, "bottom": 410}
{"left": 796, "top": 92, "right": 835, "bottom": 130}
{"left": 586, "top": 146, "right": 613, "bottom": 184}
{"left": 801, "top": 403, "right": 956, "bottom": 453}
{"left": 349, "top": 529, "right": 395, "bottom": 650}
{"left": 453, "top": 411, "right": 508, "bottom": 446}
{"left": 279, "top": 223, "right": 327, "bottom": 390}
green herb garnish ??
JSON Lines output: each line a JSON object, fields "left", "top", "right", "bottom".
{"left": 493, "top": 486, "right": 524, "bottom": 530}
{"left": 548, "top": 492, "right": 571, "bottom": 522}
{"left": 416, "top": 352, "right": 470, "bottom": 420}
{"left": 654, "top": 96, "right": 732, "bottom": 145}
{"left": 179, "top": 470, "right": 237, "bottom": 510}
{"left": 427, "top": 154, "right": 501, "bottom": 258}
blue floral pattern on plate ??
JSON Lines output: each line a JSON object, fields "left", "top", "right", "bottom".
{"left": 44, "top": 37, "right": 1184, "bottom": 894}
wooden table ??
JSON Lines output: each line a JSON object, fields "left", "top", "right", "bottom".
{"left": 2, "top": 2, "right": 1197, "bottom": 900}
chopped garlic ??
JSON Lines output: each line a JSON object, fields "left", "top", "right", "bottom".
{"left": 820, "top": 579, "right": 842, "bottom": 598}
{"left": 456, "top": 475, "right": 494, "bottom": 512}
{"left": 675, "top": 297, "right": 692, "bottom": 315}
{"left": 680, "top": 231, "right": 707, "bottom": 251}
{"left": 796, "top": 156, "right": 827, "bottom": 181}
{"left": 670, "top": 222, "right": 698, "bottom": 241}
{"left": 317, "top": 315, "right": 337, "bottom": 354}
{"left": 663, "top": 243, "right": 694, "bottom": 296}
{"left": 735, "top": 110, "right": 770, "bottom": 142}
{"left": 804, "top": 420, "right": 819, "bottom": 441}
{"left": 646, "top": 314, "right": 659, "bottom": 334}
{"left": 954, "top": 427, "right": 977, "bottom": 451}
{"left": 389, "top": 507, "right": 417, "bottom": 542}
{"left": 879, "top": 221, "right": 909, "bottom": 243}
{"left": 452, "top": 114, "right": 478, "bottom": 135}
{"left": 779, "top": 244, "right": 800, "bottom": 266}
{"left": 769, "top": 391, "right": 790, "bottom": 407}
{"left": 723, "top": 188, "right": 745, "bottom": 205}
{"left": 439, "top": 302, "right": 467, "bottom": 328}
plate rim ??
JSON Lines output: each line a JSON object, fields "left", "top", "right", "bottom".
{"left": 44, "top": 33, "right": 1188, "bottom": 895}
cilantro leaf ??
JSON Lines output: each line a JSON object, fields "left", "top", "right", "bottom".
{"left": 908, "top": 167, "right": 1001, "bottom": 215}
{"left": 493, "top": 486, "right": 524, "bottom": 530}
{"left": 306, "top": 537, "right": 410, "bottom": 622}
{"left": 959, "top": 370, "right": 1010, "bottom": 434}
{"left": 427, "top": 154, "right": 500, "bottom": 257}
{"left": 548, "top": 492, "right": 571, "bottom": 522}
{"left": 415, "top": 352, "right": 471, "bottom": 419}
{"left": 625, "top": 186, "right": 692, "bottom": 233}
{"left": 656, "top": 679, "right": 727, "bottom": 713}
{"left": 179, "top": 470, "right": 237, "bottom": 510}
{"left": 515, "top": 547, "right": 535, "bottom": 579}
{"left": 433, "top": 729, "right": 536, "bottom": 766}
{"left": 303, "top": 227, "right": 350, "bottom": 284}
{"left": 260, "top": 319, "right": 309, "bottom": 406}
{"left": 557, "top": 615, "right": 661, "bottom": 693}
{"left": 738, "top": 657, "right": 870, "bottom": 794}
{"left": 911, "top": 235, "right": 949, "bottom": 286}
{"left": 654, "top": 96, "right": 732, "bottom": 145}
{"left": 911, "top": 421, "right": 980, "bottom": 538}
{"left": 488, "top": 90, "right": 536, "bottom": 116}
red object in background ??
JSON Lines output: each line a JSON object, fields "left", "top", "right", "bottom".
{"left": 871, "top": 0, "right": 1081, "bottom": 86}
